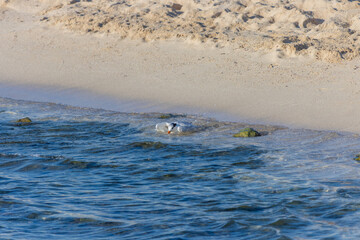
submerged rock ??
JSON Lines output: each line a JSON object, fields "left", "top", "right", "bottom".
{"left": 130, "top": 141, "right": 167, "bottom": 149}
{"left": 233, "top": 128, "right": 261, "bottom": 138}
{"left": 16, "top": 117, "right": 32, "bottom": 123}
{"left": 158, "top": 113, "right": 185, "bottom": 119}
{"left": 159, "top": 114, "right": 174, "bottom": 119}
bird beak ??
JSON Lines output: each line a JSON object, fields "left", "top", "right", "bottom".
{"left": 167, "top": 131, "right": 171, "bottom": 134}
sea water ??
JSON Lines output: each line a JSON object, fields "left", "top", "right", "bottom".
{"left": 1, "top": 96, "right": 360, "bottom": 239}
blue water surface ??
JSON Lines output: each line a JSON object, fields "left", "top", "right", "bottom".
{"left": 1, "top": 97, "right": 360, "bottom": 239}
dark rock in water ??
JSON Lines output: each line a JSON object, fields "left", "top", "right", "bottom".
{"left": 355, "top": 154, "right": 360, "bottom": 161}
{"left": 233, "top": 128, "right": 261, "bottom": 138}
{"left": 16, "top": 117, "right": 32, "bottom": 123}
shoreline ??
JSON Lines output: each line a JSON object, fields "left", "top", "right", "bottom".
{"left": 0, "top": 82, "right": 266, "bottom": 127}
{"left": 1, "top": 5, "right": 360, "bottom": 133}
{"left": 0, "top": 81, "right": 357, "bottom": 136}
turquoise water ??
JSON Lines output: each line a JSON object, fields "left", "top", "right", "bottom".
{"left": 1, "top": 97, "right": 360, "bottom": 239}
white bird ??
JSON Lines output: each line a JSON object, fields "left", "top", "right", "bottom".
{"left": 156, "top": 122, "right": 179, "bottom": 134}
{"left": 156, "top": 122, "right": 199, "bottom": 134}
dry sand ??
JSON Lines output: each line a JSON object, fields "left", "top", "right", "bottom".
{"left": 19, "top": 0, "right": 360, "bottom": 62}
{"left": 1, "top": 0, "right": 360, "bottom": 133}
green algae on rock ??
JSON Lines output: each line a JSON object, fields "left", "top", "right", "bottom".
{"left": 159, "top": 114, "right": 175, "bottom": 119}
{"left": 233, "top": 128, "right": 261, "bottom": 138}
{"left": 355, "top": 155, "right": 360, "bottom": 161}
{"left": 158, "top": 113, "right": 186, "bottom": 119}
{"left": 16, "top": 117, "right": 32, "bottom": 123}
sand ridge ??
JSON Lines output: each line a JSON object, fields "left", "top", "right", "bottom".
{"left": 5, "top": 0, "right": 358, "bottom": 62}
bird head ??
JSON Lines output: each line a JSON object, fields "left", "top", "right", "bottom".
{"left": 167, "top": 123, "right": 177, "bottom": 134}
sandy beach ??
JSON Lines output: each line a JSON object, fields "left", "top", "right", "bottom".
{"left": 1, "top": 0, "right": 360, "bottom": 132}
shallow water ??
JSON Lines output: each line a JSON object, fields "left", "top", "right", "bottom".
{"left": 1, "top": 97, "right": 360, "bottom": 239}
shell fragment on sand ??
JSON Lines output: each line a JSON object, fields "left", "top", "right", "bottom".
{"left": 171, "top": 3, "right": 182, "bottom": 11}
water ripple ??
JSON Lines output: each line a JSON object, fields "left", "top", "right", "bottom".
{"left": 1, "top": 97, "right": 360, "bottom": 239}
